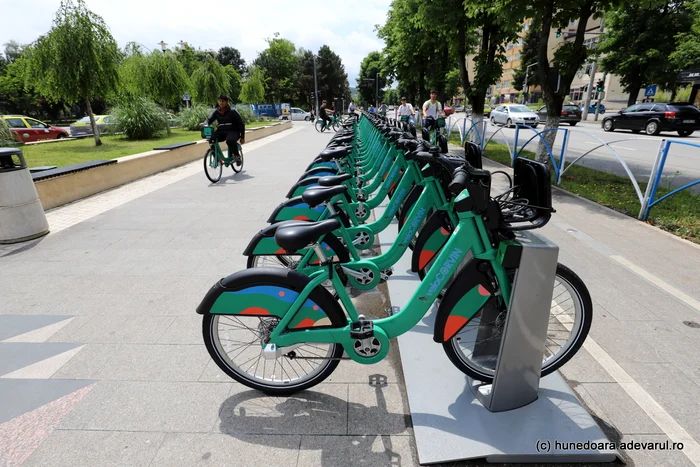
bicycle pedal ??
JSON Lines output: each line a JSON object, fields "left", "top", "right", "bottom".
{"left": 380, "top": 268, "right": 394, "bottom": 281}
{"left": 350, "top": 318, "right": 374, "bottom": 339}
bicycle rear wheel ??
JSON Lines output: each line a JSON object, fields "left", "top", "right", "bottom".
{"left": 231, "top": 144, "right": 244, "bottom": 173}
{"left": 443, "top": 263, "right": 592, "bottom": 383}
{"left": 204, "top": 149, "right": 222, "bottom": 183}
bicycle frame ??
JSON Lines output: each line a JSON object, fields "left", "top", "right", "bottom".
{"left": 254, "top": 189, "right": 512, "bottom": 365}
{"left": 206, "top": 129, "right": 241, "bottom": 166}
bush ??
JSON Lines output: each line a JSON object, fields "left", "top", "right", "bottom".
{"left": 235, "top": 104, "right": 256, "bottom": 124}
{"left": 178, "top": 104, "right": 213, "bottom": 131}
{"left": 112, "top": 98, "right": 169, "bottom": 139}
{"left": 0, "top": 119, "right": 15, "bottom": 147}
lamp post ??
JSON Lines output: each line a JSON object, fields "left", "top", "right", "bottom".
{"left": 313, "top": 54, "right": 319, "bottom": 119}
{"left": 523, "top": 62, "right": 538, "bottom": 104}
{"left": 375, "top": 72, "right": 379, "bottom": 108}
{"left": 158, "top": 41, "right": 168, "bottom": 53}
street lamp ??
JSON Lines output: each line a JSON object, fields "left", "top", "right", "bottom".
{"left": 313, "top": 54, "right": 319, "bottom": 119}
{"left": 158, "top": 41, "right": 168, "bottom": 53}
{"left": 523, "top": 62, "right": 538, "bottom": 103}
{"left": 362, "top": 73, "right": 380, "bottom": 108}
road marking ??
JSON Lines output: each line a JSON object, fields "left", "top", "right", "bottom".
{"left": 1, "top": 318, "right": 75, "bottom": 343}
{"left": 0, "top": 345, "right": 84, "bottom": 379}
{"left": 610, "top": 255, "right": 700, "bottom": 313}
{"left": 553, "top": 304, "right": 700, "bottom": 465}
{"left": 45, "top": 127, "right": 302, "bottom": 234}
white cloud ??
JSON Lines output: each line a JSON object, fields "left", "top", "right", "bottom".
{"left": 0, "top": 0, "right": 390, "bottom": 81}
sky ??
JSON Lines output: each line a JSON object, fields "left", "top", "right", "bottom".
{"left": 0, "top": 0, "right": 391, "bottom": 84}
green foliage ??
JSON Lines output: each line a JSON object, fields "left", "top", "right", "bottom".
{"left": 119, "top": 51, "right": 190, "bottom": 111}
{"left": 177, "top": 104, "right": 213, "bottom": 131}
{"left": 384, "top": 88, "right": 400, "bottom": 105}
{"left": 670, "top": 1, "right": 700, "bottom": 71}
{"left": 357, "top": 51, "right": 389, "bottom": 106}
{"left": 0, "top": 118, "right": 14, "bottom": 146}
{"left": 240, "top": 66, "right": 266, "bottom": 104}
{"left": 234, "top": 104, "right": 256, "bottom": 124}
{"left": 444, "top": 69, "right": 461, "bottom": 101}
{"left": 191, "top": 57, "right": 230, "bottom": 105}
{"left": 253, "top": 34, "right": 299, "bottom": 103}
{"left": 599, "top": 2, "right": 693, "bottom": 106}
{"left": 296, "top": 49, "right": 316, "bottom": 108}
{"left": 316, "top": 45, "right": 351, "bottom": 105}
{"left": 112, "top": 97, "right": 168, "bottom": 139}
{"left": 224, "top": 65, "right": 242, "bottom": 103}
{"left": 513, "top": 24, "right": 540, "bottom": 91}
{"left": 174, "top": 43, "right": 216, "bottom": 76}
{"left": 217, "top": 46, "right": 246, "bottom": 75}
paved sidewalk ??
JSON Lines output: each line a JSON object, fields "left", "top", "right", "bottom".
{"left": 0, "top": 123, "right": 699, "bottom": 467}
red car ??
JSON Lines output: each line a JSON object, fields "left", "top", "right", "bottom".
{"left": 1, "top": 115, "right": 70, "bottom": 143}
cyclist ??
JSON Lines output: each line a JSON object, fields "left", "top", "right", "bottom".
{"left": 422, "top": 90, "right": 445, "bottom": 129}
{"left": 378, "top": 102, "right": 388, "bottom": 116}
{"left": 396, "top": 97, "right": 415, "bottom": 125}
{"left": 319, "top": 100, "right": 332, "bottom": 131}
{"left": 201, "top": 95, "right": 245, "bottom": 159}
{"left": 348, "top": 100, "right": 356, "bottom": 114}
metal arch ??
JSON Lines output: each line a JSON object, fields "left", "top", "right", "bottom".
{"left": 512, "top": 125, "right": 561, "bottom": 170}
{"left": 556, "top": 128, "right": 646, "bottom": 205}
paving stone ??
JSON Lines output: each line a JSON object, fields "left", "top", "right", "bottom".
{"left": 91, "top": 344, "right": 209, "bottom": 381}
{"left": 579, "top": 383, "right": 662, "bottom": 435}
{"left": 298, "top": 434, "right": 416, "bottom": 467}
{"left": 617, "top": 434, "right": 694, "bottom": 467}
{"left": 56, "top": 314, "right": 176, "bottom": 344}
{"left": 157, "top": 314, "right": 205, "bottom": 344}
{"left": 348, "top": 383, "right": 411, "bottom": 436}
{"left": 51, "top": 343, "right": 121, "bottom": 379}
{"left": 558, "top": 347, "right": 616, "bottom": 384}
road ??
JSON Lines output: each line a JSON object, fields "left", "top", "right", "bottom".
{"left": 447, "top": 113, "right": 700, "bottom": 193}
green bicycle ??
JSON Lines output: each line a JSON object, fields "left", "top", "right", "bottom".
{"left": 422, "top": 116, "right": 448, "bottom": 153}
{"left": 314, "top": 114, "right": 339, "bottom": 133}
{"left": 202, "top": 125, "right": 244, "bottom": 183}
{"left": 197, "top": 158, "right": 592, "bottom": 395}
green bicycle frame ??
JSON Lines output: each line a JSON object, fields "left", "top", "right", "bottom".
{"left": 265, "top": 189, "right": 512, "bottom": 365}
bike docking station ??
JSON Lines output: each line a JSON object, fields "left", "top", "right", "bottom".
{"left": 375, "top": 201, "right": 622, "bottom": 465}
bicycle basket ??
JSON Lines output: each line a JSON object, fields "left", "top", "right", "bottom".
{"left": 437, "top": 117, "right": 446, "bottom": 128}
{"left": 201, "top": 126, "right": 213, "bottom": 139}
{"left": 400, "top": 115, "right": 409, "bottom": 122}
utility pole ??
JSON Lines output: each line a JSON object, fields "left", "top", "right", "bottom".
{"left": 581, "top": 20, "right": 605, "bottom": 121}
{"left": 375, "top": 72, "right": 379, "bottom": 108}
{"left": 313, "top": 54, "right": 319, "bottom": 119}
{"left": 594, "top": 71, "right": 607, "bottom": 121}
{"left": 523, "top": 62, "right": 538, "bottom": 104}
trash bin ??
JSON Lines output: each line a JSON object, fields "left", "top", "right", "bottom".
{"left": 0, "top": 147, "right": 49, "bottom": 244}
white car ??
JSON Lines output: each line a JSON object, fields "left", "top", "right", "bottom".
{"left": 490, "top": 104, "right": 539, "bottom": 127}
{"left": 281, "top": 107, "right": 311, "bottom": 121}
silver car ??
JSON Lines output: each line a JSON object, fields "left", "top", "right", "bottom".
{"left": 280, "top": 107, "right": 311, "bottom": 121}
{"left": 490, "top": 104, "right": 539, "bottom": 128}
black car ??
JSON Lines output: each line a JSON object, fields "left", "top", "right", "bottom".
{"left": 537, "top": 104, "right": 582, "bottom": 126}
{"left": 601, "top": 102, "right": 700, "bottom": 136}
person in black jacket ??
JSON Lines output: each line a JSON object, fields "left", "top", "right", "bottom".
{"left": 201, "top": 95, "right": 245, "bottom": 159}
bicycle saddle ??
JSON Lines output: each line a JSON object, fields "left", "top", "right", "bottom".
{"left": 319, "top": 146, "right": 350, "bottom": 161}
{"left": 274, "top": 219, "right": 341, "bottom": 252}
{"left": 301, "top": 185, "right": 348, "bottom": 207}
{"left": 318, "top": 173, "right": 352, "bottom": 186}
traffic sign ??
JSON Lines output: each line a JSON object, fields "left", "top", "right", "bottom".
{"left": 644, "top": 85, "right": 657, "bottom": 97}
{"left": 183, "top": 92, "right": 191, "bottom": 101}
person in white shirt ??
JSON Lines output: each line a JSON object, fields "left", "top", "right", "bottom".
{"left": 396, "top": 97, "right": 415, "bottom": 125}
{"left": 422, "top": 90, "right": 445, "bottom": 128}
{"left": 348, "top": 100, "right": 356, "bottom": 113}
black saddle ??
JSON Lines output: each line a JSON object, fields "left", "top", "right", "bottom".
{"left": 319, "top": 146, "right": 350, "bottom": 161}
{"left": 275, "top": 219, "right": 341, "bottom": 252}
{"left": 302, "top": 185, "right": 348, "bottom": 207}
{"left": 319, "top": 173, "right": 352, "bottom": 186}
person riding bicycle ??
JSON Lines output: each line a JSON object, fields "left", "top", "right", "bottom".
{"left": 319, "top": 100, "right": 333, "bottom": 131}
{"left": 201, "top": 95, "right": 245, "bottom": 159}
{"left": 378, "top": 102, "right": 388, "bottom": 116}
{"left": 348, "top": 100, "right": 356, "bottom": 114}
{"left": 396, "top": 97, "right": 415, "bottom": 125}
{"left": 422, "top": 90, "right": 445, "bottom": 130}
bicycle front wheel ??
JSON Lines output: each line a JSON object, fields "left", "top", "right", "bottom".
{"left": 204, "top": 149, "right": 222, "bottom": 183}
{"left": 314, "top": 120, "right": 324, "bottom": 132}
{"left": 232, "top": 144, "right": 244, "bottom": 173}
{"left": 443, "top": 263, "right": 592, "bottom": 383}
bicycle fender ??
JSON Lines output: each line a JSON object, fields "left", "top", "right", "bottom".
{"left": 196, "top": 268, "right": 341, "bottom": 329}
{"left": 267, "top": 196, "right": 325, "bottom": 223}
{"left": 411, "top": 211, "right": 452, "bottom": 273}
{"left": 286, "top": 177, "right": 320, "bottom": 198}
{"left": 433, "top": 259, "right": 494, "bottom": 343}
{"left": 297, "top": 167, "right": 338, "bottom": 181}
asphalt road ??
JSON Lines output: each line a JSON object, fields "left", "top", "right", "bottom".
{"left": 447, "top": 113, "right": 700, "bottom": 193}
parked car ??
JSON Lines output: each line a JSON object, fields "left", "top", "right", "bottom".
{"left": 1, "top": 115, "right": 69, "bottom": 143}
{"left": 601, "top": 102, "right": 700, "bottom": 136}
{"left": 69, "top": 115, "right": 115, "bottom": 136}
{"left": 581, "top": 103, "right": 605, "bottom": 114}
{"left": 490, "top": 104, "right": 539, "bottom": 127}
{"left": 280, "top": 107, "right": 311, "bottom": 121}
{"left": 537, "top": 104, "right": 582, "bottom": 126}
{"left": 483, "top": 104, "right": 491, "bottom": 117}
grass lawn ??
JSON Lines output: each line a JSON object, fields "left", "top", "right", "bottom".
{"left": 21, "top": 121, "right": 277, "bottom": 168}
{"left": 480, "top": 141, "right": 700, "bottom": 244}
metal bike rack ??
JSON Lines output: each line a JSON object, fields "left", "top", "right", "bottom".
{"left": 375, "top": 203, "right": 622, "bottom": 465}
{"left": 468, "top": 230, "right": 559, "bottom": 412}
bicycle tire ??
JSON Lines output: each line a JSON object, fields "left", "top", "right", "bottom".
{"left": 231, "top": 144, "right": 244, "bottom": 173}
{"left": 314, "top": 120, "right": 324, "bottom": 133}
{"left": 442, "top": 263, "right": 592, "bottom": 383}
{"left": 204, "top": 149, "right": 222, "bottom": 183}
{"left": 202, "top": 269, "right": 346, "bottom": 395}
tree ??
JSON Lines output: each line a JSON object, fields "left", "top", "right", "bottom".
{"left": 253, "top": 34, "right": 299, "bottom": 103}
{"left": 296, "top": 49, "right": 316, "bottom": 109}
{"left": 26, "top": 0, "right": 120, "bottom": 146}
{"left": 599, "top": 2, "right": 693, "bottom": 106}
{"left": 217, "top": 46, "right": 247, "bottom": 75}
{"left": 191, "top": 57, "right": 230, "bottom": 105}
{"left": 240, "top": 66, "right": 266, "bottom": 104}
{"left": 175, "top": 43, "right": 216, "bottom": 76}
{"left": 384, "top": 88, "right": 400, "bottom": 105}
{"left": 357, "top": 51, "right": 389, "bottom": 107}
{"left": 444, "top": 69, "right": 461, "bottom": 104}
{"left": 513, "top": 23, "right": 541, "bottom": 93}
{"left": 224, "top": 65, "right": 242, "bottom": 103}
{"left": 3, "top": 41, "right": 24, "bottom": 63}
{"left": 670, "top": 1, "right": 700, "bottom": 81}
{"left": 316, "top": 45, "right": 350, "bottom": 108}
